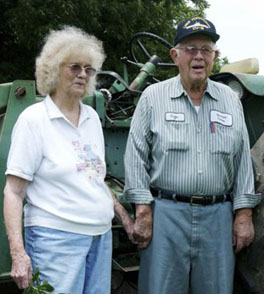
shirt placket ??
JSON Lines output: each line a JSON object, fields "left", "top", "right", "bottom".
{"left": 194, "top": 108, "right": 204, "bottom": 194}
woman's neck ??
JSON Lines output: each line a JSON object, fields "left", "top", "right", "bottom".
{"left": 50, "top": 92, "right": 81, "bottom": 127}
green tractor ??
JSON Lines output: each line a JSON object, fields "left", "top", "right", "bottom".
{"left": 0, "top": 33, "right": 264, "bottom": 293}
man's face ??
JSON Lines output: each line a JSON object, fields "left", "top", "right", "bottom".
{"left": 170, "top": 34, "right": 219, "bottom": 89}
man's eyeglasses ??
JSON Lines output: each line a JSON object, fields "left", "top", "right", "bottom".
{"left": 67, "top": 63, "right": 96, "bottom": 77}
{"left": 176, "top": 46, "right": 216, "bottom": 57}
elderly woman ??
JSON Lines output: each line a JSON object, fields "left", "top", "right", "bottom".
{"left": 3, "top": 26, "right": 134, "bottom": 294}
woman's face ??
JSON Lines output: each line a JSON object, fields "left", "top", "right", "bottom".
{"left": 56, "top": 53, "right": 94, "bottom": 99}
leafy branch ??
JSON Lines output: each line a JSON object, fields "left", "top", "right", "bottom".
{"left": 23, "top": 268, "right": 54, "bottom": 294}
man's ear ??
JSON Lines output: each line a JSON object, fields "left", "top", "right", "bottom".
{"left": 214, "top": 50, "right": 220, "bottom": 61}
{"left": 170, "top": 48, "right": 179, "bottom": 66}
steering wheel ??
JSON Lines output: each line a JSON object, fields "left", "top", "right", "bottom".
{"left": 129, "top": 32, "right": 176, "bottom": 68}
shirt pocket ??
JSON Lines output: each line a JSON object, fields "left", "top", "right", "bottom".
{"left": 162, "top": 122, "right": 190, "bottom": 152}
{"left": 209, "top": 125, "right": 236, "bottom": 155}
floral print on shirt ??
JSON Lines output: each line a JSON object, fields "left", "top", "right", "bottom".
{"left": 72, "top": 140, "right": 105, "bottom": 179}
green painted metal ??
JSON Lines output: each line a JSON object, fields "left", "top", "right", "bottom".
{"left": 122, "top": 62, "right": 129, "bottom": 85}
{"left": 110, "top": 78, "right": 127, "bottom": 94}
{"left": 213, "top": 72, "right": 264, "bottom": 96}
{"left": 0, "top": 83, "right": 12, "bottom": 110}
{"left": 0, "top": 80, "right": 36, "bottom": 281}
{"left": 230, "top": 73, "right": 264, "bottom": 96}
{"left": 129, "top": 59, "right": 157, "bottom": 91}
{"left": 104, "top": 118, "right": 131, "bottom": 128}
{"left": 104, "top": 128, "right": 129, "bottom": 179}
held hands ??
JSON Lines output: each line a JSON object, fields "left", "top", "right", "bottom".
{"left": 233, "top": 208, "right": 255, "bottom": 254}
{"left": 111, "top": 191, "right": 152, "bottom": 248}
{"left": 116, "top": 203, "right": 153, "bottom": 248}
{"left": 11, "top": 250, "right": 32, "bottom": 289}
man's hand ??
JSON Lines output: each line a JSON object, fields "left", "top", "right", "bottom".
{"left": 233, "top": 208, "right": 254, "bottom": 254}
{"left": 133, "top": 204, "right": 153, "bottom": 249}
{"left": 11, "top": 251, "right": 32, "bottom": 289}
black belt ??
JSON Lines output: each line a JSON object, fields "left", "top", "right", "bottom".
{"left": 151, "top": 188, "right": 232, "bottom": 205}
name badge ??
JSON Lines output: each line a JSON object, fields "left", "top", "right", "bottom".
{"left": 165, "top": 112, "right": 185, "bottom": 122}
{"left": 210, "top": 110, "right": 233, "bottom": 126}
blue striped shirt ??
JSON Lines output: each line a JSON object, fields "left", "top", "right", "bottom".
{"left": 124, "top": 75, "right": 261, "bottom": 210}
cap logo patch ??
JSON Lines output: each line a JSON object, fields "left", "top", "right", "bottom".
{"left": 183, "top": 18, "right": 211, "bottom": 31}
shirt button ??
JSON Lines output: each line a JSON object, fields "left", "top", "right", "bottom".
{"left": 197, "top": 149, "right": 201, "bottom": 153}
{"left": 198, "top": 170, "right": 203, "bottom": 175}
{"left": 197, "top": 128, "right": 201, "bottom": 133}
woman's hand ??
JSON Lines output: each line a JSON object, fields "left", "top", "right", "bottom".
{"left": 11, "top": 251, "right": 32, "bottom": 289}
{"left": 120, "top": 212, "right": 136, "bottom": 243}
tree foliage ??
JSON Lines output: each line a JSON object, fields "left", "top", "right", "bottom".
{"left": 212, "top": 56, "right": 229, "bottom": 75}
{"left": 0, "top": 0, "right": 211, "bottom": 82}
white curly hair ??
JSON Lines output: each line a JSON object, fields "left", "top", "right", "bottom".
{"left": 35, "top": 26, "right": 106, "bottom": 97}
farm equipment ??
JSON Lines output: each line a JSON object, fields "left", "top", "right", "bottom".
{"left": 1, "top": 32, "right": 264, "bottom": 293}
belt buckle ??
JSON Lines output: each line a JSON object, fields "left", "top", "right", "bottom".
{"left": 190, "top": 195, "right": 204, "bottom": 206}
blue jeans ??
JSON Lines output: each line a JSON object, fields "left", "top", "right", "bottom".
{"left": 24, "top": 226, "right": 112, "bottom": 294}
{"left": 138, "top": 198, "right": 235, "bottom": 294}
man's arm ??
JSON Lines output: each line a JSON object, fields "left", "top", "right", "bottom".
{"left": 232, "top": 100, "right": 261, "bottom": 253}
{"left": 123, "top": 93, "right": 154, "bottom": 248}
{"left": 3, "top": 175, "right": 32, "bottom": 289}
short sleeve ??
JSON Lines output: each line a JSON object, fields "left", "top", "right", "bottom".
{"left": 5, "top": 116, "right": 43, "bottom": 181}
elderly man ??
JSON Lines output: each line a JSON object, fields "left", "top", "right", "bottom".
{"left": 124, "top": 16, "right": 261, "bottom": 294}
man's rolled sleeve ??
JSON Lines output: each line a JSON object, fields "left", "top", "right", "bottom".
{"left": 233, "top": 193, "right": 262, "bottom": 211}
{"left": 124, "top": 93, "right": 153, "bottom": 204}
{"left": 125, "top": 188, "right": 154, "bottom": 204}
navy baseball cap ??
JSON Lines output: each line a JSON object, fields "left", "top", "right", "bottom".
{"left": 174, "top": 16, "right": 220, "bottom": 46}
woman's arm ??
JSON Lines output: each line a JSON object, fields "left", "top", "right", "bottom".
{"left": 3, "top": 175, "right": 32, "bottom": 289}
{"left": 111, "top": 194, "right": 136, "bottom": 243}
{"left": 106, "top": 185, "right": 136, "bottom": 243}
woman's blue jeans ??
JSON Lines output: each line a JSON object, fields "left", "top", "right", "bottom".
{"left": 25, "top": 226, "right": 112, "bottom": 294}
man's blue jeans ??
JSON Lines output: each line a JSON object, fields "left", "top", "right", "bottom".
{"left": 25, "top": 226, "right": 112, "bottom": 294}
{"left": 138, "top": 198, "right": 235, "bottom": 294}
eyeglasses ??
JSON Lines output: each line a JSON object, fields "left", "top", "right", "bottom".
{"left": 176, "top": 46, "right": 216, "bottom": 57}
{"left": 66, "top": 63, "right": 96, "bottom": 77}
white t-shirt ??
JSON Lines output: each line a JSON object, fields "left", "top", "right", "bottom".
{"left": 6, "top": 95, "right": 114, "bottom": 235}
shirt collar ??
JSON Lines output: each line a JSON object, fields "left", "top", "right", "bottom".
{"left": 44, "top": 95, "right": 90, "bottom": 123}
{"left": 205, "top": 78, "right": 220, "bottom": 101}
{"left": 170, "top": 75, "right": 219, "bottom": 101}
{"left": 170, "top": 75, "right": 186, "bottom": 99}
